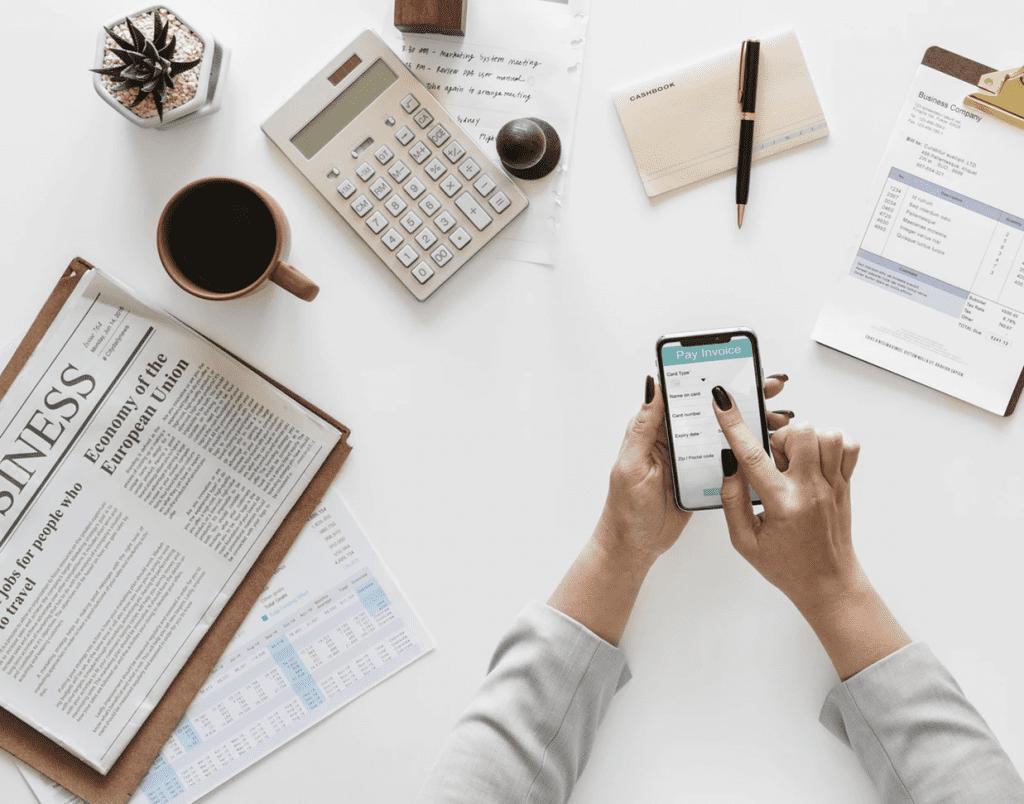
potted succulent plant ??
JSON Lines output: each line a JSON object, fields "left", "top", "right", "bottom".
{"left": 91, "top": 7, "right": 229, "bottom": 128}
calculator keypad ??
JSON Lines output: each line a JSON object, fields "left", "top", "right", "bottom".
{"left": 384, "top": 194, "right": 408, "bottom": 217}
{"left": 355, "top": 162, "right": 376, "bottom": 182}
{"left": 409, "top": 142, "right": 432, "bottom": 165}
{"left": 404, "top": 177, "right": 427, "bottom": 199}
{"left": 366, "top": 211, "right": 388, "bottom": 234}
{"left": 443, "top": 141, "right": 466, "bottom": 163}
{"left": 424, "top": 158, "right": 447, "bottom": 181}
{"left": 419, "top": 194, "right": 441, "bottom": 217}
{"left": 306, "top": 45, "right": 527, "bottom": 301}
{"left": 415, "top": 228, "right": 438, "bottom": 249}
{"left": 413, "top": 109, "right": 434, "bottom": 128}
{"left": 427, "top": 125, "right": 450, "bottom": 147}
{"left": 388, "top": 160, "right": 411, "bottom": 183}
{"left": 351, "top": 195, "right": 373, "bottom": 217}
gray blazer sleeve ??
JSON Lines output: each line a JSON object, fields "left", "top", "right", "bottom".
{"left": 820, "top": 641, "right": 1024, "bottom": 803}
{"left": 417, "top": 601, "right": 630, "bottom": 804}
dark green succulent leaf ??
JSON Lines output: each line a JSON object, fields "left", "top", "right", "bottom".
{"left": 152, "top": 9, "right": 168, "bottom": 50}
{"left": 129, "top": 88, "right": 151, "bottom": 108}
{"left": 170, "top": 57, "right": 202, "bottom": 77}
{"left": 111, "top": 47, "right": 143, "bottom": 66}
{"left": 90, "top": 65, "right": 126, "bottom": 77}
{"left": 163, "top": 72, "right": 175, "bottom": 89}
{"left": 103, "top": 25, "right": 134, "bottom": 51}
{"left": 121, "top": 64, "right": 151, "bottom": 81}
{"left": 109, "top": 82, "right": 130, "bottom": 92}
{"left": 143, "top": 38, "right": 160, "bottom": 61}
{"left": 154, "top": 93, "right": 165, "bottom": 121}
{"left": 125, "top": 16, "right": 145, "bottom": 51}
{"left": 159, "top": 34, "right": 177, "bottom": 59}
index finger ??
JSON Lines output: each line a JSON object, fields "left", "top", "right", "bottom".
{"left": 711, "top": 386, "right": 787, "bottom": 502}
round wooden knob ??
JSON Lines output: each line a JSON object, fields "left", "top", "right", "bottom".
{"left": 496, "top": 117, "right": 561, "bottom": 180}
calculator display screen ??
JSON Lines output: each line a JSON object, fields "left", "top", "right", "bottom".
{"left": 291, "top": 59, "right": 398, "bottom": 159}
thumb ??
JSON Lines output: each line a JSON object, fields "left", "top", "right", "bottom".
{"left": 621, "top": 376, "right": 665, "bottom": 464}
{"left": 719, "top": 449, "right": 759, "bottom": 560}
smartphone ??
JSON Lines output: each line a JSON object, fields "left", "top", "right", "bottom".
{"left": 656, "top": 328, "right": 771, "bottom": 511}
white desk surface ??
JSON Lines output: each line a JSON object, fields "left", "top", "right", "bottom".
{"left": 2, "top": 1, "right": 1022, "bottom": 802}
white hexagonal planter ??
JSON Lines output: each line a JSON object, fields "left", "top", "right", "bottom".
{"left": 92, "top": 6, "right": 230, "bottom": 129}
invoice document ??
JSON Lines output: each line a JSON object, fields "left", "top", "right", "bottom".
{"left": 813, "top": 50, "right": 1024, "bottom": 415}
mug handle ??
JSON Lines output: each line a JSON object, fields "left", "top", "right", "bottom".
{"left": 270, "top": 260, "right": 319, "bottom": 302}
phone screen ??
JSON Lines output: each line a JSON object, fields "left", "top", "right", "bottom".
{"left": 659, "top": 333, "right": 766, "bottom": 510}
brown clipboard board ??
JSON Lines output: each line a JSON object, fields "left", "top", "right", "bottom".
{"left": 0, "top": 257, "right": 353, "bottom": 803}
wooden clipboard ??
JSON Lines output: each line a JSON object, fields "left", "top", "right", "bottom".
{"left": 0, "top": 257, "right": 352, "bottom": 804}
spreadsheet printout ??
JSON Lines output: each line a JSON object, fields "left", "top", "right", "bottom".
{"left": 813, "top": 59, "right": 1024, "bottom": 414}
{"left": 15, "top": 491, "right": 433, "bottom": 804}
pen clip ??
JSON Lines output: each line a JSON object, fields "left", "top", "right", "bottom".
{"left": 738, "top": 40, "right": 747, "bottom": 104}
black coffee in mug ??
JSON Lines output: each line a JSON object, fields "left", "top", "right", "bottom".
{"left": 163, "top": 180, "right": 278, "bottom": 294}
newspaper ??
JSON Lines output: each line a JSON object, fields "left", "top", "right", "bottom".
{"left": 0, "top": 269, "right": 340, "bottom": 773}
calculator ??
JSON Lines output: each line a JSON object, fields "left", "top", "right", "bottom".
{"left": 261, "top": 29, "right": 529, "bottom": 301}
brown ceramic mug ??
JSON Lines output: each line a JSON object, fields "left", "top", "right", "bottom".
{"left": 157, "top": 177, "right": 319, "bottom": 302}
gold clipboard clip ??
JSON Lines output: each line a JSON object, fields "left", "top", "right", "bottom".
{"left": 964, "top": 63, "right": 1024, "bottom": 129}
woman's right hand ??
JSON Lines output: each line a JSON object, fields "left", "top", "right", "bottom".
{"left": 710, "top": 385, "right": 909, "bottom": 679}
{"left": 711, "top": 385, "right": 862, "bottom": 613}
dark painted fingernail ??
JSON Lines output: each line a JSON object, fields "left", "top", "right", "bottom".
{"left": 721, "top": 449, "right": 738, "bottom": 477}
{"left": 772, "top": 409, "right": 795, "bottom": 418}
{"left": 768, "top": 373, "right": 789, "bottom": 382}
{"left": 712, "top": 385, "right": 731, "bottom": 410}
{"left": 645, "top": 375, "right": 655, "bottom": 404}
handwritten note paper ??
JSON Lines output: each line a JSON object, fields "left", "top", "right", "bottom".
{"left": 384, "top": 0, "right": 591, "bottom": 266}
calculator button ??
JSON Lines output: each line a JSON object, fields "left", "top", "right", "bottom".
{"left": 350, "top": 195, "right": 373, "bottom": 217}
{"left": 336, "top": 179, "right": 356, "bottom": 198}
{"left": 433, "top": 210, "right": 457, "bottom": 233}
{"left": 409, "top": 141, "right": 432, "bottom": 165}
{"left": 439, "top": 175, "right": 462, "bottom": 198}
{"left": 449, "top": 226, "right": 472, "bottom": 250}
{"left": 430, "top": 244, "right": 454, "bottom": 267}
{"left": 400, "top": 211, "right": 423, "bottom": 233}
{"left": 415, "top": 228, "right": 438, "bottom": 249}
{"left": 458, "top": 158, "right": 481, "bottom": 180}
{"left": 385, "top": 116, "right": 396, "bottom": 127}
{"left": 355, "top": 162, "right": 376, "bottom": 182}
{"left": 404, "top": 176, "right": 427, "bottom": 199}
{"left": 443, "top": 141, "right": 466, "bottom": 163}
{"left": 489, "top": 191, "right": 511, "bottom": 214}
{"left": 384, "top": 194, "right": 409, "bottom": 217}
{"left": 366, "top": 211, "right": 388, "bottom": 234}
{"left": 455, "top": 192, "right": 493, "bottom": 230}
{"left": 472, "top": 174, "right": 496, "bottom": 196}
{"left": 424, "top": 158, "right": 447, "bottom": 181}
{"left": 418, "top": 194, "right": 441, "bottom": 216}
{"left": 382, "top": 228, "right": 404, "bottom": 250}
{"left": 413, "top": 108, "right": 434, "bottom": 129}
{"left": 396, "top": 244, "right": 419, "bottom": 267}
{"left": 388, "top": 160, "right": 411, "bottom": 183}
{"left": 412, "top": 262, "right": 435, "bottom": 284}
{"left": 369, "top": 177, "right": 392, "bottom": 200}
{"left": 427, "top": 124, "right": 451, "bottom": 147}
{"left": 395, "top": 126, "right": 415, "bottom": 146}
{"left": 374, "top": 145, "right": 394, "bottom": 165}
{"left": 400, "top": 94, "right": 420, "bottom": 113}
{"left": 327, "top": 167, "right": 341, "bottom": 179}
